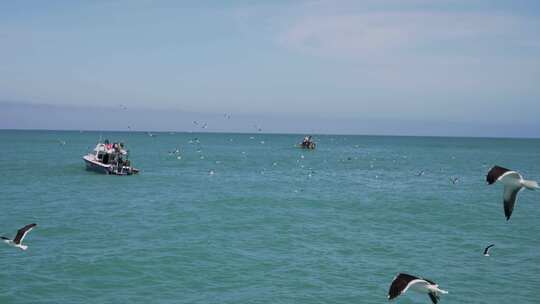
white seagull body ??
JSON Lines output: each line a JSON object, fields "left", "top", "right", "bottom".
{"left": 486, "top": 165, "right": 539, "bottom": 220}
{"left": 1, "top": 223, "right": 37, "bottom": 251}
{"left": 388, "top": 273, "right": 448, "bottom": 304}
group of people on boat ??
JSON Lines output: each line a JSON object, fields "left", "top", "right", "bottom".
{"left": 100, "top": 139, "right": 131, "bottom": 168}
{"left": 300, "top": 136, "right": 316, "bottom": 149}
{"left": 104, "top": 139, "right": 124, "bottom": 151}
{"left": 83, "top": 138, "right": 139, "bottom": 175}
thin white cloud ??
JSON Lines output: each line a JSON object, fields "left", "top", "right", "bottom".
{"left": 276, "top": 9, "right": 540, "bottom": 62}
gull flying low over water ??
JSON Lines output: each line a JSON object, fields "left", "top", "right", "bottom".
{"left": 1, "top": 223, "right": 37, "bottom": 251}
{"left": 388, "top": 273, "right": 448, "bottom": 304}
{"left": 486, "top": 165, "right": 539, "bottom": 220}
{"left": 484, "top": 244, "right": 495, "bottom": 256}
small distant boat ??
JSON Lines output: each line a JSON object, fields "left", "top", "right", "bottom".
{"left": 298, "top": 136, "right": 316, "bottom": 150}
{"left": 83, "top": 140, "right": 139, "bottom": 175}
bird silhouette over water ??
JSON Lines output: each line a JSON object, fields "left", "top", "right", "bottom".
{"left": 486, "top": 165, "right": 539, "bottom": 220}
{"left": 1, "top": 223, "right": 37, "bottom": 251}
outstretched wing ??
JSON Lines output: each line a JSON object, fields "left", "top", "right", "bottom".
{"left": 486, "top": 166, "right": 511, "bottom": 184}
{"left": 503, "top": 185, "right": 522, "bottom": 220}
{"left": 13, "top": 223, "right": 36, "bottom": 244}
{"left": 388, "top": 273, "right": 420, "bottom": 300}
{"left": 484, "top": 244, "right": 495, "bottom": 255}
{"left": 428, "top": 292, "right": 440, "bottom": 304}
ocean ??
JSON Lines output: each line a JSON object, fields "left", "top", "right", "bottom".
{"left": 1, "top": 130, "right": 539, "bottom": 303}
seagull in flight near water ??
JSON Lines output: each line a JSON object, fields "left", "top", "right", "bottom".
{"left": 486, "top": 165, "right": 539, "bottom": 220}
{"left": 483, "top": 244, "right": 495, "bottom": 256}
{"left": 1, "top": 223, "right": 37, "bottom": 251}
{"left": 388, "top": 273, "right": 448, "bottom": 303}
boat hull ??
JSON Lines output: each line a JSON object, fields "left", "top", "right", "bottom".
{"left": 298, "top": 143, "right": 316, "bottom": 149}
{"left": 83, "top": 156, "right": 112, "bottom": 174}
{"left": 83, "top": 155, "right": 138, "bottom": 176}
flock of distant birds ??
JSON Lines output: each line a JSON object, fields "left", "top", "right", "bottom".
{"left": 118, "top": 103, "right": 256, "bottom": 134}
{"left": 6, "top": 126, "right": 540, "bottom": 303}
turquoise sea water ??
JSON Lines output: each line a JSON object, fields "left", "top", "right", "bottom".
{"left": 1, "top": 130, "right": 539, "bottom": 303}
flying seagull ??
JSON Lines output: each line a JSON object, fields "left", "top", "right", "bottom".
{"left": 486, "top": 165, "right": 539, "bottom": 220}
{"left": 1, "top": 223, "right": 37, "bottom": 251}
{"left": 483, "top": 244, "right": 495, "bottom": 256}
{"left": 388, "top": 273, "right": 448, "bottom": 304}
{"left": 449, "top": 177, "right": 459, "bottom": 184}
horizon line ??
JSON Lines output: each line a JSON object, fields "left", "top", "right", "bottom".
{"left": 1, "top": 128, "right": 538, "bottom": 140}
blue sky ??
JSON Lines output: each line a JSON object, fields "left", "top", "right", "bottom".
{"left": 1, "top": 0, "right": 539, "bottom": 136}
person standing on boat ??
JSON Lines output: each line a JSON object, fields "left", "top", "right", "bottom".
{"left": 104, "top": 139, "right": 112, "bottom": 150}
{"left": 302, "top": 136, "right": 309, "bottom": 147}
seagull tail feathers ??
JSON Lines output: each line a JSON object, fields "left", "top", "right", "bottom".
{"left": 438, "top": 289, "right": 449, "bottom": 295}
{"left": 522, "top": 180, "right": 539, "bottom": 190}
